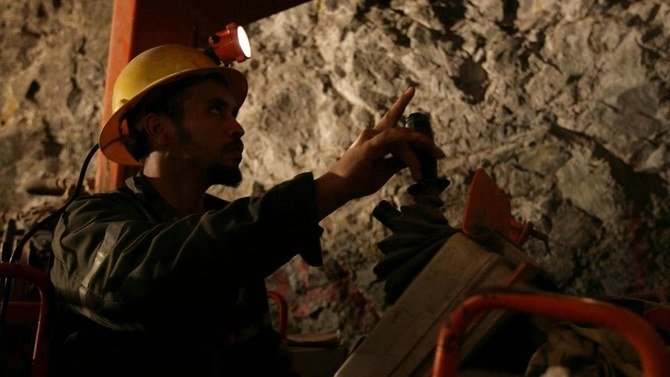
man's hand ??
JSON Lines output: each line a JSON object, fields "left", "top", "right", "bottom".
{"left": 315, "top": 87, "right": 445, "bottom": 219}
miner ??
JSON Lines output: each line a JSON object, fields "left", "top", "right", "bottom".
{"left": 50, "top": 44, "right": 444, "bottom": 376}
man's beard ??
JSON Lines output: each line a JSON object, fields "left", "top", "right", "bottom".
{"left": 205, "top": 138, "right": 244, "bottom": 187}
{"left": 203, "top": 164, "right": 242, "bottom": 187}
{"left": 176, "top": 123, "right": 243, "bottom": 187}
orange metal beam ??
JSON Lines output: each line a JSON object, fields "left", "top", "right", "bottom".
{"left": 95, "top": 0, "right": 138, "bottom": 191}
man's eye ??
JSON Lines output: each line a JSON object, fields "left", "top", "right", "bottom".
{"left": 211, "top": 107, "right": 225, "bottom": 116}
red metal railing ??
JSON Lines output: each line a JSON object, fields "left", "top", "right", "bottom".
{"left": 0, "top": 263, "right": 54, "bottom": 377}
{"left": 267, "top": 290, "right": 288, "bottom": 347}
{"left": 433, "top": 291, "right": 670, "bottom": 377}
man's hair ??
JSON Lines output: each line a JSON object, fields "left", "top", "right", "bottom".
{"left": 123, "top": 73, "right": 230, "bottom": 161}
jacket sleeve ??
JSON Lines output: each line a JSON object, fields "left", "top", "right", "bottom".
{"left": 51, "top": 172, "right": 323, "bottom": 330}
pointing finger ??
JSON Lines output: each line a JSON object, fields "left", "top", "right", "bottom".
{"left": 374, "top": 87, "right": 415, "bottom": 131}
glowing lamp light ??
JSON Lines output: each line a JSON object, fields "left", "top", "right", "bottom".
{"left": 208, "top": 23, "right": 251, "bottom": 63}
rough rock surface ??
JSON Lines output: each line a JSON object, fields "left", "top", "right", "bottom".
{"left": 0, "top": 0, "right": 110, "bottom": 219}
{"left": 235, "top": 0, "right": 670, "bottom": 347}
{"left": 1, "top": 0, "right": 669, "bottom": 349}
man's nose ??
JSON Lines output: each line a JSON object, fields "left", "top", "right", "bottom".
{"left": 228, "top": 119, "right": 245, "bottom": 138}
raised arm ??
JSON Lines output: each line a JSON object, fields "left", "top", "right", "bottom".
{"left": 315, "top": 87, "right": 445, "bottom": 219}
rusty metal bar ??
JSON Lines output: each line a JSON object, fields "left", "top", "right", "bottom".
{"left": 23, "top": 178, "right": 70, "bottom": 196}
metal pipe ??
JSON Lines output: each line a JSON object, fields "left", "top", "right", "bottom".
{"left": 23, "top": 178, "right": 69, "bottom": 196}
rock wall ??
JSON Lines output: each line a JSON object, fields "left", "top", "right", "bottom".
{"left": 1, "top": 0, "right": 669, "bottom": 349}
{"left": 0, "top": 0, "right": 110, "bottom": 216}
{"left": 233, "top": 0, "right": 670, "bottom": 346}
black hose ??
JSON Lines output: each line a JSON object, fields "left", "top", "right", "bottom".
{"left": 0, "top": 144, "right": 99, "bottom": 336}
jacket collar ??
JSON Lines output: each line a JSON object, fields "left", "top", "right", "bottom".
{"left": 124, "top": 174, "right": 229, "bottom": 221}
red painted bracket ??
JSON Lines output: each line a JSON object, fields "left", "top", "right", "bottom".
{"left": 462, "top": 169, "right": 548, "bottom": 247}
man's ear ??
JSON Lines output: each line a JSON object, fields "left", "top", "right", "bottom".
{"left": 144, "top": 113, "right": 171, "bottom": 148}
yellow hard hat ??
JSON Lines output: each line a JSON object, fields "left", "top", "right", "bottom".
{"left": 99, "top": 44, "right": 248, "bottom": 166}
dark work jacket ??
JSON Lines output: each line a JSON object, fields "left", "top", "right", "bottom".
{"left": 50, "top": 173, "right": 323, "bottom": 376}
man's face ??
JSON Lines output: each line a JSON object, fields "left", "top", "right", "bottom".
{"left": 170, "top": 78, "right": 245, "bottom": 187}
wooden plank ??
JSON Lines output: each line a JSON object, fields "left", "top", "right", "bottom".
{"left": 336, "top": 233, "right": 534, "bottom": 377}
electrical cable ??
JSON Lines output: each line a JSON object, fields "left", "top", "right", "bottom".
{"left": 0, "top": 144, "right": 99, "bottom": 336}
